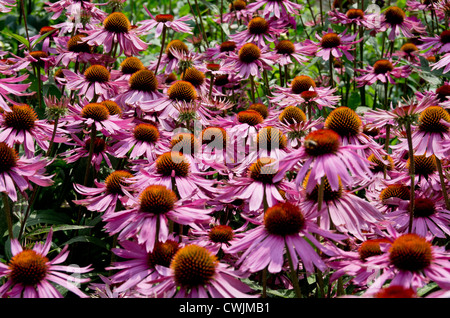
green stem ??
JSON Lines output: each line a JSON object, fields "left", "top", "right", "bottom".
{"left": 329, "top": 58, "right": 334, "bottom": 89}
{"left": 436, "top": 157, "right": 450, "bottom": 210}
{"left": 2, "top": 192, "right": 13, "bottom": 239}
{"left": 285, "top": 241, "right": 302, "bottom": 298}
{"left": 405, "top": 122, "right": 415, "bottom": 233}
{"left": 155, "top": 25, "right": 167, "bottom": 74}
{"left": 46, "top": 117, "right": 59, "bottom": 157}
{"left": 193, "top": 0, "right": 209, "bottom": 48}
{"left": 250, "top": 75, "right": 256, "bottom": 103}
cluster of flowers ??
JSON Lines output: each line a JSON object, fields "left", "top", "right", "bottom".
{"left": 0, "top": 0, "right": 449, "bottom": 299}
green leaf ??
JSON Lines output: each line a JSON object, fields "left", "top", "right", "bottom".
{"left": 62, "top": 235, "right": 109, "bottom": 249}
{"left": 1, "top": 30, "right": 29, "bottom": 50}
{"left": 30, "top": 29, "right": 57, "bottom": 50}
{"left": 24, "top": 225, "right": 93, "bottom": 237}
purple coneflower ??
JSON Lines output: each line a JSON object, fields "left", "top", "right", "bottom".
{"left": 245, "top": 0, "right": 303, "bottom": 19}
{"left": 73, "top": 169, "right": 135, "bottom": 215}
{"left": 102, "top": 184, "right": 213, "bottom": 252}
{"left": 418, "top": 29, "right": 450, "bottom": 54}
{"left": 356, "top": 59, "right": 411, "bottom": 87}
{"left": 313, "top": 28, "right": 360, "bottom": 62}
{"left": 82, "top": 12, "right": 148, "bottom": 57}
{"left": 136, "top": 7, "right": 193, "bottom": 37}
{"left": 137, "top": 244, "right": 257, "bottom": 298}
{"left": 0, "top": 229, "right": 92, "bottom": 298}
{"left": 328, "top": 8, "right": 381, "bottom": 29}
{"left": 0, "top": 142, "right": 53, "bottom": 201}
{"left": 379, "top": 6, "right": 426, "bottom": 41}
{"left": 229, "top": 16, "right": 286, "bottom": 47}
{"left": 0, "top": 74, "right": 33, "bottom": 112}
{"left": 44, "top": 0, "right": 107, "bottom": 20}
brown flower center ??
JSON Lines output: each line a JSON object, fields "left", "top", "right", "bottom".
{"left": 201, "top": 127, "right": 227, "bottom": 148}
{"left": 230, "top": 0, "right": 247, "bottom": 11}
{"left": 238, "top": 43, "right": 261, "bottom": 63}
{"left": 368, "top": 154, "right": 395, "bottom": 173}
{"left": 84, "top": 64, "right": 110, "bottom": 83}
{"left": 291, "top": 75, "right": 316, "bottom": 94}
{"left": 407, "top": 155, "right": 437, "bottom": 177}
{"left": 321, "top": 33, "right": 341, "bottom": 49}
{"left": 101, "top": 100, "right": 122, "bottom": 116}
{"left": 168, "top": 80, "right": 197, "bottom": 102}
{"left": 305, "top": 173, "right": 343, "bottom": 202}
{"left": 8, "top": 250, "right": 49, "bottom": 286}
{"left": 248, "top": 157, "right": 278, "bottom": 184}
{"left": 208, "top": 225, "right": 234, "bottom": 244}
{"left": 358, "top": 238, "right": 391, "bottom": 261}
{"left": 181, "top": 67, "right": 205, "bottom": 87}
{"left": 129, "top": 69, "right": 158, "bottom": 92}
{"left": 166, "top": 40, "right": 188, "bottom": 59}
{"left": 303, "top": 129, "right": 341, "bottom": 157}
{"left": 411, "top": 197, "right": 436, "bottom": 218}
{"left": 440, "top": 30, "right": 450, "bottom": 44}
{"left": 147, "top": 240, "right": 180, "bottom": 267}
{"left": 105, "top": 170, "right": 134, "bottom": 194}
{"left": 81, "top": 103, "right": 110, "bottom": 121}
{"left": 139, "top": 184, "right": 178, "bottom": 214}
{"left": 67, "top": 34, "right": 91, "bottom": 53}
{"left": 389, "top": 234, "right": 433, "bottom": 272}
{"left": 171, "top": 245, "right": 218, "bottom": 289}
{"left": 248, "top": 17, "right": 269, "bottom": 35}
{"left": 257, "top": 126, "right": 287, "bottom": 150}
{"left": 4, "top": 104, "right": 37, "bottom": 131}
{"left": 133, "top": 123, "right": 160, "bottom": 143}
{"left": 379, "top": 184, "right": 410, "bottom": 202}
{"left": 155, "top": 14, "right": 174, "bottom": 23}
{"left": 220, "top": 41, "right": 237, "bottom": 53}
{"left": 170, "top": 133, "right": 200, "bottom": 155}
{"left": 237, "top": 110, "right": 264, "bottom": 126}
{"left": 373, "top": 59, "right": 394, "bottom": 74}
{"left": 384, "top": 6, "right": 405, "bottom": 25}
{"left": 264, "top": 202, "right": 305, "bottom": 236}
{"left": 84, "top": 137, "right": 107, "bottom": 154}
{"left": 103, "top": 12, "right": 131, "bottom": 33}
{"left": 418, "top": 105, "right": 450, "bottom": 133}
{"left": 346, "top": 8, "right": 365, "bottom": 19}
{"left": 436, "top": 84, "right": 450, "bottom": 102}
{"left": 276, "top": 40, "right": 296, "bottom": 55}
{"left": 155, "top": 151, "right": 191, "bottom": 177}
{"left": 0, "top": 142, "right": 19, "bottom": 173}
{"left": 325, "top": 106, "right": 362, "bottom": 137}
{"left": 401, "top": 43, "right": 418, "bottom": 54}
{"left": 279, "top": 106, "right": 306, "bottom": 125}
{"left": 120, "top": 56, "right": 145, "bottom": 75}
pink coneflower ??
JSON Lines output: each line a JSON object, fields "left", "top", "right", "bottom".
{"left": 0, "top": 103, "right": 67, "bottom": 158}
{"left": 274, "top": 128, "right": 373, "bottom": 194}
{"left": 328, "top": 8, "right": 381, "bottom": 29}
{"left": 269, "top": 75, "right": 340, "bottom": 111}
{"left": 273, "top": 39, "right": 316, "bottom": 67}
{"left": 0, "top": 0, "right": 15, "bottom": 13}
{"left": 379, "top": 6, "right": 426, "bottom": 41}
{"left": 137, "top": 244, "right": 257, "bottom": 298}
{"left": 114, "top": 68, "right": 165, "bottom": 113}
{"left": 388, "top": 192, "right": 450, "bottom": 238}
{"left": 215, "top": 157, "right": 295, "bottom": 213}
{"left": 130, "top": 151, "right": 218, "bottom": 200}
{"left": 245, "top": 0, "right": 303, "bottom": 19}
{"left": 364, "top": 229, "right": 450, "bottom": 292}
{"left": 73, "top": 169, "right": 135, "bottom": 215}
{"left": 102, "top": 184, "right": 213, "bottom": 252}
{"left": 226, "top": 43, "right": 279, "bottom": 80}
{"left": 218, "top": 0, "right": 252, "bottom": 25}
{"left": 0, "top": 52, "right": 31, "bottom": 76}
{"left": 356, "top": 59, "right": 411, "bottom": 87}
{"left": 229, "top": 16, "right": 286, "bottom": 47}
{"left": 110, "top": 56, "right": 146, "bottom": 82}
{"left": 111, "top": 120, "right": 171, "bottom": 161}
{"left": 299, "top": 173, "right": 384, "bottom": 241}
{"left": 44, "top": 0, "right": 107, "bottom": 20}
{"left": 89, "top": 274, "right": 142, "bottom": 298}
{"left": 0, "top": 142, "right": 53, "bottom": 201}
{"left": 65, "top": 101, "right": 132, "bottom": 137}
{"left": 136, "top": 7, "right": 193, "bottom": 37}
{"left": 106, "top": 237, "right": 182, "bottom": 293}
{"left": 62, "top": 64, "right": 120, "bottom": 101}
{"left": 82, "top": 12, "right": 148, "bottom": 57}
{"left": 61, "top": 133, "right": 115, "bottom": 171}
{"left": 187, "top": 220, "right": 249, "bottom": 256}
{"left": 430, "top": 51, "right": 450, "bottom": 74}
{"left": 227, "top": 202, "right": 346, "bottom": 275}
{"left": 313, "top": 28, "right": 360, "bottom": 62}
{"left": 0, "top": 229, "right": 92, "bottom": 298}
{"left": 0, "top": 74, "right": 33, "bottom": 112}
{"left": 204, "top": 40, "right": 239, "bottom": 61}
{"left": 418, "top": 29, "right": 450, "bottom": 54}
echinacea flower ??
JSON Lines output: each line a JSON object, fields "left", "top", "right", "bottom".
{"left": 111, "top": 120, "right": 171, "bottom": 161}
{"left": 227, "top": 202, "right": 346, "bottom": 274}
{"left": 226, "top": 43, "right": 279, "bottom": 80}
{"left": 273, "top": 39, "right": 316, "bottom": 67}
{"left": 102, "top": 184, "right": 213, "bottom": 252}
{"left": 44, "top": 0, "right": 107, "bottom": 20}
{"left": 274, "top": 128, "right": 373, "bottom": 194}
{"left": 229, "top": 16, "right": 287, "bottom": 47}
{"left": 0, "top": 74, "right": 33, "bottom": 112}
{"left": 365, "top": 229, "right": 450, "bottom": 292}
{"left": 245, "top": 0, "right": 303, "bottom": 19}
{"left": 106, "top": 237, "right": 182, "bottom": 293}
{"left": 0, "top": 229, "right": 92, "bottom": 298}
{"left": 0, "top": 103, "right": 67, "bottom": 158}
{"left": 82, "top": 12, "right": 148, "bottom": 57}
{"left": 356, "top": 59, "right": 412, "bottom": 87}
{"left": 137, "top": 244, "right": 257, "bottom": 298}
{"left": 379, "top": 6, "right": 426, "bottom": 41}
{"left": 328, "top": 7, "right": 381, "bottom": 29}
{"left": 136, "top": 7, "right": 193, "bottom": 37}
{"left": 73, "top": 169, "right": 135, "bottom": 215}
{"left": 418, "top": 29, "right": 450, "bottom": 54}
{"left": 0, "top": 142, "right": 53, "bottom": 201}
{"left": 62, "top": 64, "right": 120, "bottom": 101}
{"left": 388, "top": 192, "right": 450, "bottom": 238}
{"left": 313, "top": 28, "right": 360, "bottom": 62}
